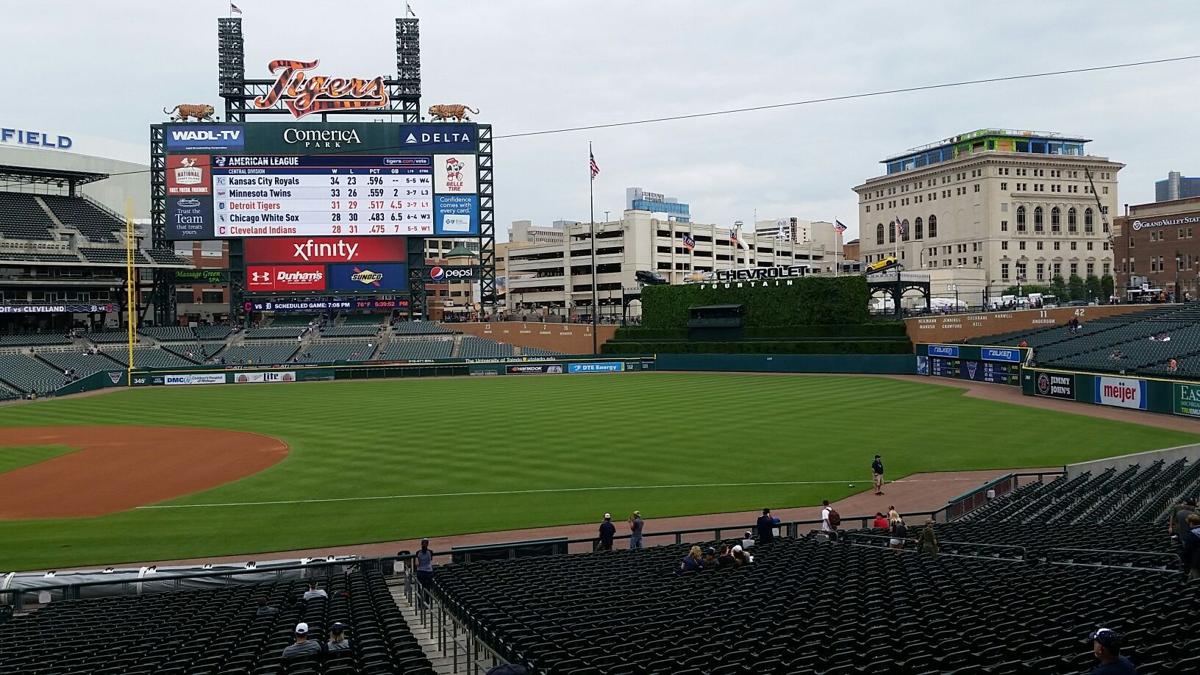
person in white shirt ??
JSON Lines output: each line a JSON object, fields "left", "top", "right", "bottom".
{"left": 820, "top": 500, "right": 838, "bottom": 541}
{"left": 302, "top": 582, "right": 328, "bottom": 601}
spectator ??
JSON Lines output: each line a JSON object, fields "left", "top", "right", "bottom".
{"left": 1089, "top": 628, "right": 1137, "bottom": 674}
{"left": 756, "top": 508, "right": 776, "bottom": 544}
{"left": 731, "top": 545, "right": 752, "bottom": 566}
{"left": 598, "top": 513, "right": 616, "bottom": 551}
{"left": 820, "top": 500, "right": 839, "bottom": 541}
{"left": 1168, "top": 358, "right": 1179, "bottom": 373}
{"left": 255, "top": 597, "right": 278, "bottom": 616}
{"left": 871, "top": 454, "right": 885, "bottom": 495}
{"left": 1018, "top": 339, "right": 1029, "bottom": 348}
{"left": 326, "top": 622, "right": 350, "bottom": 651}
{"left": 628, "top": 511, "right": 644, "bottom": 550}
{"left": 679, "top": 545, "right": 704, "bottom": 573}
{"left": 1170, "top": 498, "right": 1197, "bottom": 537}
{"left": 302, "top": 582, "right": 328, "bottom": 601}
{"left": 415, "top": 538, "right": 435, "bottom": 586}
{"left": 889, "top": 514, "right": 907, "bottom": 551}
{"left": 1181, "top": 513, "right": 1200, "bottom": 580}
{"left": 282, "top": 622, "right": 322, "bottom": 659}
{"left": 701, "top": 546, "right": 718, "bottom": 568}
{"left": 740, "top": 530, "right": 756, "bottom": 550}
{"left": 717, "top": 544, "right": 736, "bottom": 568}
{"left": 918, "top": 519, "right": 939, "bottom": 556}
{"left": 872, "top": 512, "right": 890, "bottom": 530}
{"left": 887, "top": 506, "right": 899, "bottom": 523}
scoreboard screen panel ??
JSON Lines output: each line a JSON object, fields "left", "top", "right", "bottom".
{"left": 212, "top": 156, "right": 433, "bottom": 238}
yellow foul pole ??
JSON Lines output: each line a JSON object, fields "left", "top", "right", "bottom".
{"left": 125, "top": 199, "right": 136, "bottom": 385}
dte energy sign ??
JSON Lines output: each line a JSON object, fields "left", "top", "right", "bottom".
{"left": 1095, "top": 376, "right": 1147, "bottom": 410}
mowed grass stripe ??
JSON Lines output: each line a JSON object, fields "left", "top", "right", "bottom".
{"left": 0, "top": 445, "right": 76, "bottom": 474}
{"left": 0, "top": 373, "right": 1192, "bottom": 570}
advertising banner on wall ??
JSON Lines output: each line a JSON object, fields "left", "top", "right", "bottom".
{"left": 239, "top": 122, "right": 476, "bottom": 155}
{"left": 568, "top": 362, "right": 625, "bottom": 373}
{"left": 164, "top": 373, "right": 227, "bottom": 386}
{"left": 166, "top": 196, "right": 215, "bottom": 239}
{"left": 245, "top": 237, "right": 407, "bottom": 264}
{"left": 1095, "top": 376, "right": 1147, "bottom": 410}
{"left": 434, "top": 154, "right": 478, "bottom": 194}
{"left": 426, "top": 265, "right": 477, "bottom": 282}
{"left": 326, "top": 263, "right": 409, "bottom": 292}
{"left": 167, "top": 155, "right": 212, "bottom": 196}
{"left": 246, "top": 265, "right": 327, "bottom": 292}
{"left": 506, "top": 364, "right": 565, "bottom": 375}
{"left": 165, "top": 124, "right": 245, "bottom": 152}
{"left": 1174, "top": 383, "right": 1200, "bottom": 417}
{"left": 233, "top": 371, "right": 297, "bottom": 384}
{"left": 433, "top": 194, "right": 479, "bottom": 235}
{"left": 1035, "top": 372, "right": 1075, "bottom": 399}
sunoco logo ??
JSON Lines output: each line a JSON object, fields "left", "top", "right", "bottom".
{"left": 350, "top": 267, "right": 384, "bottom": 287}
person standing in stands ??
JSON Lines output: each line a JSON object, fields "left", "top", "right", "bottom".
{"left": 415, "top": 539, "right": 435, "bottom": 587}
{"left": 872, "top": 454, "right": 886, "bottom": 495}
{"left": 1180, "top": 513, "right": 1200, "bottom": 580}
{"left": 598, "top": 513, "right": 616, "bottom": 551}
{"left": 628, "top": 510, "right": 645, "bottom": 550}
{"left": 1089, "top": 628, "right": 1137, "bottom": 674}
{"left": 282, "top": 622, "right": 322, "bottom": 659}
{"left": 889, "top": 513, "right": 908, "bottom": 551}
{"left": 1169, "top": 498, "right": 1197, "bottom": 570}
{"left": 918, "top": 519, "right": 939, "bottom": 556}
{"left": 756, "top": 508, "right": 776, "bottom": 544}
{"left": 820, "top": 500, "right": 839, "bottom": 541}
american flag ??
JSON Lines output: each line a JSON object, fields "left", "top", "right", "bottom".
{"left": 589, "top": 151, "right": 600, "bottom": 180}
{"left": 834, "top": 220, "right": 848, "bottom": 234}
{"left": 894, "top": 219, "right": 907, "bottom": 236}
{"left": 682, "top": 234, "right": 696, "bottom": 250}
{"left": 729, "top": 225, "right": 740, "bottom": 247}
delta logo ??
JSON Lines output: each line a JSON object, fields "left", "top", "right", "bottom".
{"left": 350, "top": 267, "right": 384, "bottom": 287}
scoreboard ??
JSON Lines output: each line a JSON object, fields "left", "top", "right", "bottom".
{"left": 212, "top": 156, "right": 433, "bottom": 238}
{"left": 929, "top": 357, "right": 1018, "bottom": 386}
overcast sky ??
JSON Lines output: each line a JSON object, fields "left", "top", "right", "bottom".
{"left": 3, "top": 1, "right": 1199, "bottom": 241}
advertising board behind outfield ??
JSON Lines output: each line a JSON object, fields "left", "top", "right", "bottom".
{"left": 1095, "top": 376, "right": 1147, "bottom": 410}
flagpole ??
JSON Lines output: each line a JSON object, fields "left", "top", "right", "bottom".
{"left": 834, "top": 222, "right": 840, "bottom": 278}
{"left": 589, "top": 141, "right": 598, "bottom": 355}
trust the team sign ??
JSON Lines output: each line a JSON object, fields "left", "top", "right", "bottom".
{"left": 1095, "top": 376, "right": 1147, "bottom": 410}
{"left": 253, "top": 59, "right": 388, "bottom": 119}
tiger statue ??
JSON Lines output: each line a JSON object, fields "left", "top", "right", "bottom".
{"left": 428, "top": 104, "right": 479, "bottom": 122}
{"left": 163, "top": 104, "right": 217, "bottom": 122}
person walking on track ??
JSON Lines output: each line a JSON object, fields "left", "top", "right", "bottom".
{"left": 872, "top": 454, "right": 886, "bottom": 495}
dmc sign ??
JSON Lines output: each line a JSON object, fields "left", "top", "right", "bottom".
{"left": 1, "top": 127, "right": 72, "bottom": 150}
{"left": 253, "top": 58, "right": 389, "bottom": 119}
{"left": 714, "top": 265, "right": 807, "bottom": 282}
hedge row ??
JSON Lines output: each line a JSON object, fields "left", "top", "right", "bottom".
{"left": 639, "top": 276, "right": 870, "bottom": 329}
{"left": 614, "top": 322, "right": 907, "bottom": 341}
{"left": 602, "top": 339, "right": 913, "bottom": 355}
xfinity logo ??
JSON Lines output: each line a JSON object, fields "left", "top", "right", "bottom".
{"left": 282, "top": 127, "right": 362, "bottom": 148}
{"left": 291, "top": 239, "right": 359, "bottom": 262}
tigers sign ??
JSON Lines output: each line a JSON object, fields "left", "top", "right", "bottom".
{"left": 253, "top": 59, "right": 389, "bottom": 119}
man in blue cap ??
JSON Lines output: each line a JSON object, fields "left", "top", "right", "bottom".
{"left": 1090, "top": 628, "right": 1136, "bottom": 674}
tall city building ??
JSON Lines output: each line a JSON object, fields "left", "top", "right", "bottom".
{"left": 854, "top": 129, "right": 1121, "bottom": 294}
{"left": 625, "top": 187, "right": 690, "bottom": 222}
{"left": 509, "top": 219, "right": 567, "bottom": 244}
{"left": 1156, "top": 171, "right": 1200, "bottom": 203}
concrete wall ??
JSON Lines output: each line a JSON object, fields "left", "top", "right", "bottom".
{"left": 905, "top": 303, "right": 1154, "bottom": 344}
{"left": 1064, "top": 442, "right": 1200, "bottom": 480}
{"left": 454, "top": 322, "right": 618, "bottom": 355}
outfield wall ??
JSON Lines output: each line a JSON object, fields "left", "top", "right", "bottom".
{"left": 453, "top": 322, "right": 619, "bottom": 354}
{"left": 656, "top": 353, "right": 915, "bottom": 374}
{"left": 1020, "top": 366, "right": 1200, "bottom": 423}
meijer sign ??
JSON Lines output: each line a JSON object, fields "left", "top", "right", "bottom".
{"left": 1095, "top": 376, "right": 1147, "bottom": 410}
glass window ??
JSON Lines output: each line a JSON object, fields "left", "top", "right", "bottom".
{"left": 1068, "top": 208, "right": 1077, "bottom": 233}
{"left": 1034, "top": 206, "right": 1044, "bottom": 232}
{"left": 914, "top": 217, "right": 923, "bottom": 240}
{"left": 1016, "top": 206, "right": 1027, "bottom": 232}
{"left": 928, "top": 215, "right": 937, "bottom": 238}
{"left": 876, "top": 223, "right": 885, "bottom": 246}
{"left": 1051, "top": 207, "right": 1061, "bottom": 232}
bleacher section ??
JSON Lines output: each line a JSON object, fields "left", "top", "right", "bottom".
{"left": 142, "top": 248, "right": 192, "bottom": 265}
{"left": 85, "top": 331, "right": 134, "bottom": 344}
{"left": 40, "top": 194, "right": 122, "bottom": 243}
{"left": 0, "top": 353, "right": 68, "bottom": 394}
{"left": 160, "top": 343, "right": 223, "bottom": 362}
{"left": 0, "top": 382, "right": 20, "bottom": 401}
{"left": 219, "top": 343, "right": 300, "bottom": 365}
{"left": 35, "top": 350, "right": 124, "bottom": 379}
{"left": 193, "top": 325, "right": 234, "bottom": 341}
{"left": 139, "top": 326, "right": 195, "bottom": 342}
{"left": 0, "top": 192, "right": 55, "bottom": 240}
{"left": 321, "top": 325, "right": 380, "bottom": 338}
{"left": 433, "top": 536, "right": 1200, "bottom": 674}
{"left": 458, "top": 336, "right": 516, "bottom": 359}
{"left": 521, "top": 347, "right": 565, "bottom": 357}
{"left": 968, "top": 303, "right": 1200, "bottom": 378}
{"left": 341, "top": 314, "right": 387, "bottom": 325}
{"left": 0, "top": 333, "right": 73, "bottom": 347}
{"left": 245, "top": 327, "right": 307, "bottom": 340}
{"left": 0, "top": 570, "right": 434, "bottom": 675}
{"left": 392, "top": 321, "right": 453, "bottom": 335}
{"left": 296, "top": 341, "right": 377, "bottom": 363}
{"left": 270, "top": 315, "right": 318, "bottom": 326}
{"left": 375, "top": 339, "right": 454, "bottom": 361}
{"left": 102, "top": 347, "right": 197, "bottom": 369}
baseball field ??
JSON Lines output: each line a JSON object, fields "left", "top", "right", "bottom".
{"left": 0, "top": 373, "right": 1193, "bottom": 570}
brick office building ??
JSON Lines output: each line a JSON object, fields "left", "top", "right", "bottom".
{"left": 1113, "top": 196, "right": 1200, "bottom": 301}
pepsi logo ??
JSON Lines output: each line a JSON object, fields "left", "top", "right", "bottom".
{"left": 428, "top": 265, "right": 474, "bottom": 281}
{"left": 429, "top": 266, "right": 446, "bottom": 281}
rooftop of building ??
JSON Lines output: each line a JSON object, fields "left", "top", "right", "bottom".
{"left": 880, "top": 128, "right": 1095, "bottom": 176}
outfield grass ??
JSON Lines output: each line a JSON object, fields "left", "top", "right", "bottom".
{"left": 0, "top": 445, "right": 75, "bottom": 474}
{"left": 0, "top": 373, "right": 1193, "bottom": 570}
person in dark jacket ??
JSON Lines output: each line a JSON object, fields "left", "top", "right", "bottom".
{"left": 1181, "top": 513, "right": 1200, "bottom": 580}
{"left": 756, "top": 508, "right": 775, "bottom": 544}
{"left": 1090, "top": 628, "right": 1137, "bottom": 674}
{"left": 679, "top": 545, "right": 704, "bottom": 573}
{"left": 917, "top": 519, "right": 939, "bottom": 556}
{"left": 598, "top": 513, "right": 616, "bottom": 551}
{"left": 872, "top": 454, "right": 885, "bottom": 495}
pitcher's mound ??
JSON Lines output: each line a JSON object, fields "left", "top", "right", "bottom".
{"left": 0, "top": 426, "right": 288, "bottom": 519}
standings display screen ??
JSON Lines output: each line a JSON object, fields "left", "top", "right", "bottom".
{"left": 930, "top": 357, "right": 1018, "bottom": 386}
